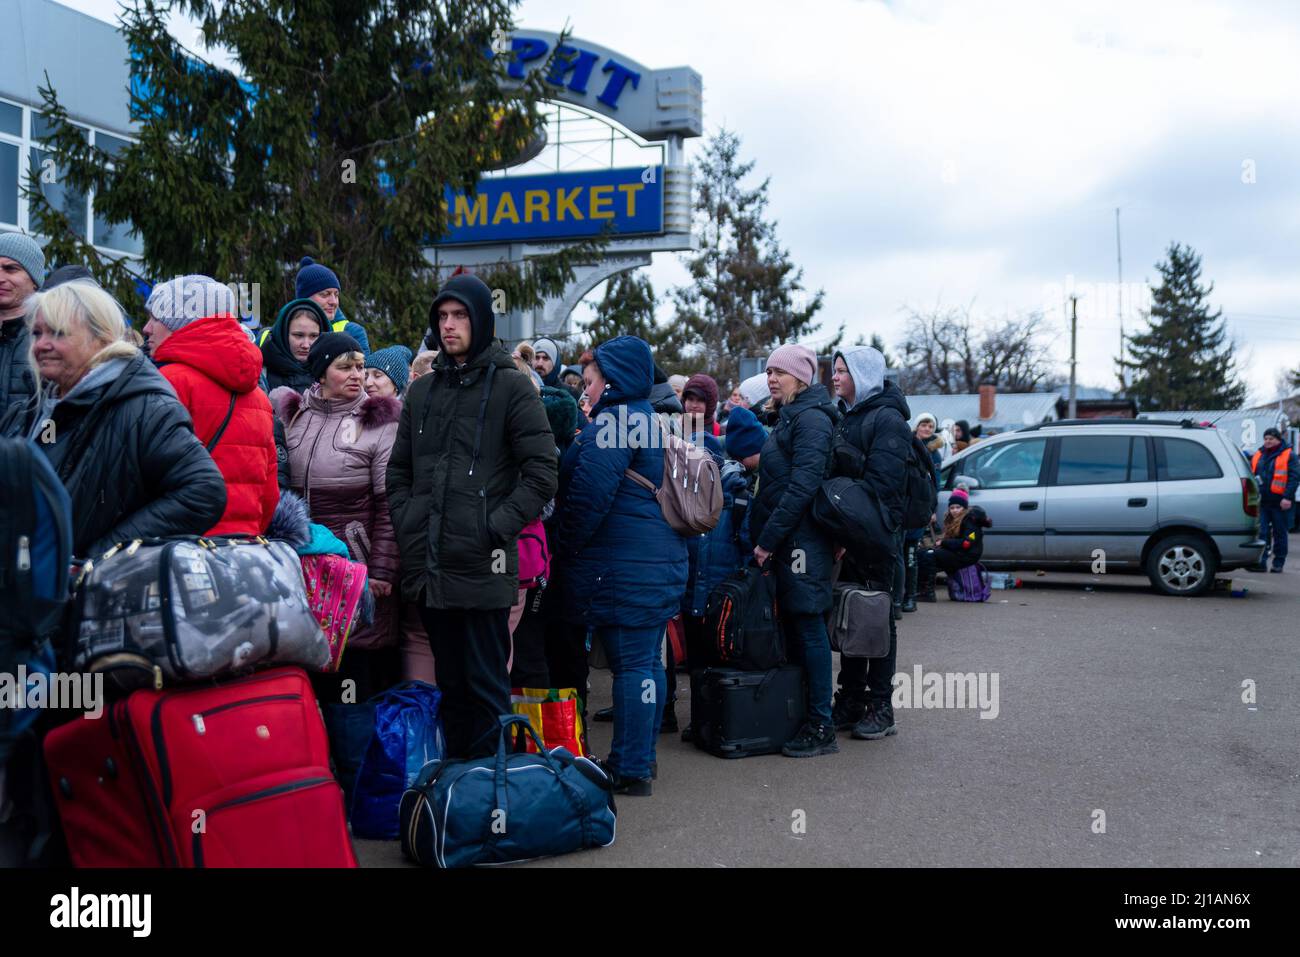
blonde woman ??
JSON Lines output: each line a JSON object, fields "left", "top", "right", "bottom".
{"left": 0, "top": 280, "right": 225, "bottom": 558}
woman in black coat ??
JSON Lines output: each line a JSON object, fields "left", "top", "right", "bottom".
{"left": 749, "top": 344, "right": 838, "bottom": 759}
{"left": 10, "top": 281, "right": 225, "bottom": 560}
{"left": 260, "top": 298, "right": 329, "bottom": 394}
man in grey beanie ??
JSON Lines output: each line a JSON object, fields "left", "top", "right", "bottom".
{"left": 0, "top": 232, "right": 47, "bottom": 417}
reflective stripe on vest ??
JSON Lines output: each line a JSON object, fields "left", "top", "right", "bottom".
{"left": 1250, "top": 446, "right": 1292, "bottom": 496}
{"left": 258, "top": 317, "right": 349, "bottom": 347}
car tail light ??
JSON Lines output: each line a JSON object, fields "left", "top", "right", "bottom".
{"left": 1242, "top": 477, "right": 1259, "bottom": 518}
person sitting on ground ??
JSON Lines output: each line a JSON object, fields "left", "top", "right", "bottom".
{"left": 916, "top": 486, "right": 991, "bottom": 601}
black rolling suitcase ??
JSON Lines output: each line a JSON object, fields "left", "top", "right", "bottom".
{"left": 690, "top": 665, "right": 806, "bottom": 758}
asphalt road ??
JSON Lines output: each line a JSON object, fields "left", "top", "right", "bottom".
{"left": 355, "top": 562, "right": 1299, "bottom": 868}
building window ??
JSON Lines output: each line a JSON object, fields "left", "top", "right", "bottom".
{"left": 0, "top": 97, "right": 142, "bottom": 258}
{"left": 0, "top": 142, "right": 17, "bottom": 226}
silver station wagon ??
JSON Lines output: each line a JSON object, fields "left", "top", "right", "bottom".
{"left": 938, "top": 420, "right": 1266, "bottom": 596}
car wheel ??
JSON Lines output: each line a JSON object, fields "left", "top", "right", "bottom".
{"left": 1145, "top": 534, "right": 1217, "bottom": 597}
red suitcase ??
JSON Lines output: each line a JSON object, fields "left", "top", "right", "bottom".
{"left": 45, "top": 667, "right": 358, "bottom": 868}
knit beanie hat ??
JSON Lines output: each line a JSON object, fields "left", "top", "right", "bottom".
{"left": 1263, "top": 427, "right": 1283, "bottom": 441}
{"left": 365, "top": 344, "right": 414, "bottom": 395}
{"left": 145, "top": 275, "right": 236, "bottom": 331}
{"left": 724, "top": 405, "right": 766, "bottom": 460}
{"left": 307, "top": 332, "right": 363, "bottom": 381}
{"left": 540, "top": 385, "right": 579, "bottom": 445}
{"left": 949, "top": 487, "right": 970, "bottom": 508}
{"left": 766, "top": 343, "right": 817, "bottom": 387}
{"left": 0, "top": 232, "right": 46, "bottom": 287}
{"left": 683, "top": 372, "right": 720, "bottom": 424}
{"left": 738, "top": 372, "right": 770, "bottom": 409}
{"left": 915, "top": 411, "right": 937, "bottom": 428}
{"left": 295, "top": 256, "right": 341, "bottom": 300}
{"left": 532, "top": 337, "right": 560, "bottom": 364}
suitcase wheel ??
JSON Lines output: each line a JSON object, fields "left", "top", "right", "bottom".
{"left": 58, "top": 777, "right": 72, "bottom": 799}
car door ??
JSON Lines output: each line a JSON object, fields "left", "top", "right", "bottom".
{"left": 941, "top": 437, "right": 1048, "bottom": 561}
{"left": 1044, "top": 434, "right": 1157, "bottom": 567}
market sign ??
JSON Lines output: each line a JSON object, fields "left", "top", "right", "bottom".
{"left": 439, "top": 166, "right": 663, "bottom": 245}
{"left": 497, "top": 32, "right": 703, "bottom": 141}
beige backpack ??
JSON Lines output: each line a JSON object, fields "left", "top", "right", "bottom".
{"left": 624, "top": 419, "right": 723, "bottom": 535}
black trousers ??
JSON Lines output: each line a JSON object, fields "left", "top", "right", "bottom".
{"left": 418, "top": 606, "right": 512, "bottom": 760}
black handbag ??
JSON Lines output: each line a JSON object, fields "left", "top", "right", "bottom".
{"left": 812, "top": 476, "right": 897, "bottom": 565}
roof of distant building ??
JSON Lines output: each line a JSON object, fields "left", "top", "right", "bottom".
{"left": 904, "top": 392, "right": 1062, "bottom": 433}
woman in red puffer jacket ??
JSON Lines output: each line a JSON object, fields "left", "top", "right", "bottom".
{"left": 273, "top": 333, "right": 401, "bottom": 695}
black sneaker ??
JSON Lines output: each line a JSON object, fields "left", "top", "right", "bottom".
{"left": 593, "top": 758, "right": 652, "bottom": 796}
{"left": 659, "top": 708, "right": 679, "bottom": 734}
{"left": 830, "top": 692, "right": 867, "bottom": 731}
{"left": 593, "top": 706, "right": 614, "bottom": 722}
{"left": 781, "top": 722, "right": 839, "bottom": 758}
{"left": 680, "top": 724, "right": 694, "bottom": 743}
{"left": 851, "top": 701, "right": 898, "bottom": 740}
{"left": 900, "top": 596, "right": 917, "bottom": 613}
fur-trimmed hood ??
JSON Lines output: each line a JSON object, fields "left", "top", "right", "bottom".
{"left": 270, "top": 384, "right": 400, "bottom": 429}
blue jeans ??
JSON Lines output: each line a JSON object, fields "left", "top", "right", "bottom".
{"left": 596, "top": 623, "right": 667, "bottom": 779}
{"left": 1260, "top": 504, "right": 1289, "bottom": 568}
{"left": 785, "top": 613, "right": 833, "bottom": 726}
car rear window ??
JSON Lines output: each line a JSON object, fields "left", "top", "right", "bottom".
{"left": 1055, "top": 435, "right": 1145, "bottom": 485}
{"left": 1155, "top": 437, "right": 1223, "bottom": 481}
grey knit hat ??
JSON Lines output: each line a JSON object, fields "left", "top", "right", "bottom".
{"left": 0, "top": 232, "right": 46, "bottom": 286}
{"left": 145, "top": 275, "right": 237, "bottom": 331}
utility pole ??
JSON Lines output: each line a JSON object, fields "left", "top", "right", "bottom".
{"left": 1069, "top": 293, "right": 1079, "bottom": 419}
{"left": 1116, "top": 207, "right": 1126, "bottom": 392}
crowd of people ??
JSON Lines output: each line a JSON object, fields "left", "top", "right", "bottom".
{"left": 0, "top": 231, "right": 1065, "bottom": 802}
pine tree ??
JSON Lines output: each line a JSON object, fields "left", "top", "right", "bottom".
{"left": 868, "top": 333, "right": 895, "bottom": 368}
{"left": 1119, "top": 243, "right": 1246, "bottom": 411}
{"left": 25, "top": 0, "right": 601, "bottom": 347}
{"left": 670, "top": 129, "right": 836, "bottom": 389}
{"left": 579, "top": 270, "right": 687, "bottom": 370}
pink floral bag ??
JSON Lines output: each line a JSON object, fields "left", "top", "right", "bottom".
{"left": 300, "top": 553, "right": 368, "bottom": 671}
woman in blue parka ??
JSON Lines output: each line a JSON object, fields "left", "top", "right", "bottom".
{"left": 556, "top": 335, "right": 688, "bottom": 795}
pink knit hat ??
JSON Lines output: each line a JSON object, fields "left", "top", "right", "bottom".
{"left": 766, "top": 343, "right": 818, "bottom": 386}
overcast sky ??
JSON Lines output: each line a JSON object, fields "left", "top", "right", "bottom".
{"left": 61, "top": 0, "right": 1300, "bottom": 400}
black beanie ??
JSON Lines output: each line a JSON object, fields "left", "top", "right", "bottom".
{"left": 308, "top": 332, "right": 363, "bottom": 381}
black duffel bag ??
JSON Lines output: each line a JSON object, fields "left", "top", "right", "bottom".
{"left": 811, "top": 476, "right": 897, "bottom": 566}
{"left": 702, "top": 564, "right": 785, "bottom": 672}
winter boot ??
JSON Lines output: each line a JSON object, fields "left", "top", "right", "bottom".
{"left": 831, "top": 690, "right": 868, "bottom": 731}
{"left": 851, "top": 700, "right": 898, "bottom": 740}
{"left": 901, "top": 555, "right": 919, "bottom": 612}
{"left": 781, "top": 722, "right": 839, "bottom": 758}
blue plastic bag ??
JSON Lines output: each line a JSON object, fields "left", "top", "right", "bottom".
{"left": 351, "top": 682, "right": 444, "bottom": 839}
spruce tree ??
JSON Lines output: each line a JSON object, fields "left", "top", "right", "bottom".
{"left": 1119, "top": 243, "right": 1246, "bottom": 410}
{"left": 670, "top": 129, "right": 835, "bottom": 389}
{"left": 580, "top": 270, "right": 686, "bottom": 370}
{"left": 26, "top": 0, "right": 600, "bottom": 347}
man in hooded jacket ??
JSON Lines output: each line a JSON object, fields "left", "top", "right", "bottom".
{"left": 387, "top": 274, "right": 557, "bottom": 759}
{"left": 827, "top": 346, "right": 913, "bottom": 742}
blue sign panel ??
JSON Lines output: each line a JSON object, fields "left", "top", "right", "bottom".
{"left": 438, "top": 166, "right": 663, "bottom": 245}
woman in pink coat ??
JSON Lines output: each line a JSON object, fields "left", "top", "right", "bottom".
{"left": 273, "top": 333, "right": 401, "bottom": 697}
